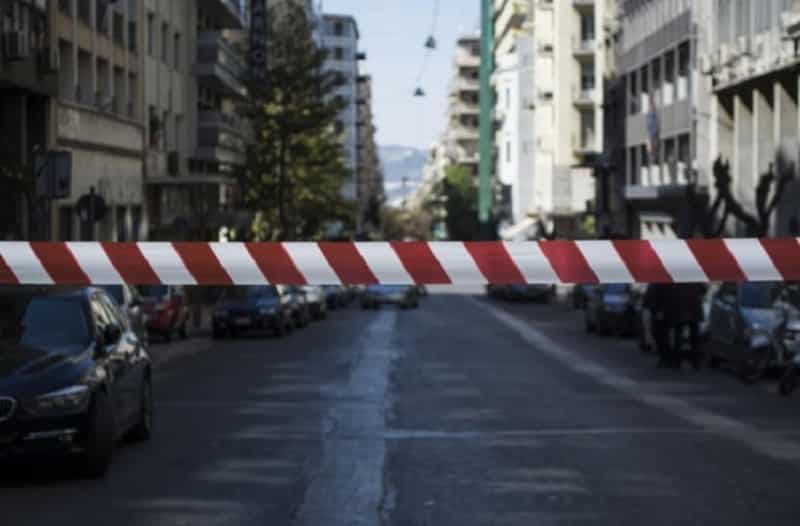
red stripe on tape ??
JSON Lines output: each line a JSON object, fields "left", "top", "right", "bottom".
{"left": 539, "top": 241, "right": 598, "bottom": 284}
{"left": 31, "top": 243, "right": 90, "bottom": 285}
{"left": 391, "top": 242, "right": 451, "bottom": 284}
{"left": 686, "top": 239, "right": 744, "bottom": 282}
{"left": 173, "top": 243, "right": 233, "bottom": 286}
{"left": 319, "top": 242, "right": 379, "bottom": 285}
{"left": 102, "top": 243, "right": 162, "bottom": 285}
{"left": 613, "top": 240, "right": 673, "bottom": 283}
{"left": 464, "top": 242, "right": 525, "bottom": 284}
{"left": 245, "top": 243, "right": 306, "bottom": 285}
{"left": 760, "top": 238, "right": 800, "bottom": 281}
{"left": 0, "top": 253, "right": 19, "bottom": 285}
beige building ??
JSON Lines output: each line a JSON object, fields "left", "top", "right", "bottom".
{"left": 444, "top": 35, "right": 481, "bottom": 175}
{"left": 491, "top": 0, "right": 610, "bottom": 239}
{"left": 53, "top": 0, "right": 146, "bottom": 241}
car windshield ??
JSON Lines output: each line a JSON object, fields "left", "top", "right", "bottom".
{"left": 740, "top": 283, "right": 776, "bottom": 309}
{"left": 0, "top": 294, "right": 90, "bottom": 348}
{"left": 100, "top": 285, "right": 125, "bottom": 306}
{"left": 604, "top": 284, "right": 629, "bottom": 295}
{"left": 139, "top": 285, "right": 168, "bottom": 299}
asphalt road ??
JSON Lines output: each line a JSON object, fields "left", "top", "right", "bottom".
{"left": 2, "top": 289, "right": 800, "bottom": 525}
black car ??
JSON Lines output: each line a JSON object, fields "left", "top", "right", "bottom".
{"left": 361, "top": 285, "right": 419, "bottom": 309}
{"left": 0, "top": 287, "right": 152, "bottom": 477}
{"left": 213, "top": 286, "right": 293, "bottom": 339}
{"left": 584, "top": 283, "right": 638, "bottom": 336}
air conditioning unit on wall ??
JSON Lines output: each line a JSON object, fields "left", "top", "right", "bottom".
{"left": 3, "top": 30, "right": 30, "bottom": 62}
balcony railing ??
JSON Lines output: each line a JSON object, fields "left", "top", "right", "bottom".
{"left": 572, "top": 37, "right": 596, "bottom": 58}
{"left": 195, "top": 31, "right": 247, "bottom": 98}
{"left": 573, "top": 86, "right": 595, "bottom": 107}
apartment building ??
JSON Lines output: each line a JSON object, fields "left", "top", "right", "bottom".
{"left": 613, "top": 0, "right": 700, "bottom": 239}
{"left": 321, "top": 14, "right": 364, "bottom": 201}
{"left": 493, "top": 0, "right": 536, "bottom": 239}
{"left": 356, "top": 74, "right": 384, "bottom": 236}
{"left": 705, "top": 0, "right": 800, "bottom": 236}
{"left": 53, "top": 0, "right": 146, "bottom": 241}
{"left": 0, "top": 0, "right": 59, "bottom": 240}
{"left": 144, "top": 0, "right": 249, "bottom": 241}
{"left": 445, "top": 36, "right": 481, "bottom": 176}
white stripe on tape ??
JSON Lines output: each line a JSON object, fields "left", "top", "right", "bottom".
{"left": 576, "top": 241, "right": 634, "bottom": 284}
{"left": 137, "top": 243, "right": 197, "bottom": 285}
{"left": 428, "top": 242, "right": 485, "bottom": 284}
{"left": 210, "top": 243, "right": 268, "bottom": 285}
{"left": 649, "top": 240, "right": 708, "bottom": 283}
{"left": 283, "top": 243, "right": 341, "bottom": 285}
{"left": 0, "top": 243, "right": 53, "bottom": 285}
{"left": 66, "top": 242, "right": 124, "bottom": 284}
{"left": 503, "top": 242, "right": 559, "bottom": 284}
{"left": 355, "top": 242, "right": 413, "bottom": 284}
{"left": 724, "top": 239, "right": 782, "bottom": 282}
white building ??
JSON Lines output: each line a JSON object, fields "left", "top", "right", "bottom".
{"left": 321, "top": 13, "right": 363, "bottom": 201}
{"left": 445, "top": 36, "right": 481, "bottom": 175}
{"left": 493, "top": 0, "right": 610, "bottom": 239}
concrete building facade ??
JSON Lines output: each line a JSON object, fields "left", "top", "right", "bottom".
{"left": 445, "top": 35, "right": 481, "bottom": 176}
{"left": 321, "top": 13, "right": 363, "bottom": 201}
{"left": 356, "top": 74, "right": 384, "bottom": 236}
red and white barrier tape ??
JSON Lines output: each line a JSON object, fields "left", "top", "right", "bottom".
{"left": 0, "top": 240, "right": 797, "bottom": 286}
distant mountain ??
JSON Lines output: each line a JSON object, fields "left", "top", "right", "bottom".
{"left": 379, "top": 145, "right": 428, "bottom": 206}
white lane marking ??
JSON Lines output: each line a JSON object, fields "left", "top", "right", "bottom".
{"left": 576, "top": 241, "right": 634, "bottom": 284}
{"left": 428, "top": 242, "right": 486, "bottom": 284}
{"left": 355, "top": 242, "right": 414, "bottom": 284}
{"left": 282, "top": 243, "right": 341, "bottom": 285}
{"left": 649, "top": 240, "right": 708, "bottom": 282}
{"left": 137, "top": 242, "right": 196, "bottom": 285}
{"left": 0, "top": 242, "right": 52, "bottom": 284}
{"left": 209, "top": 243, "right": 268, "bottom": 285}
{"left": 724, "top": 238, "right": 783, "bottom": 282}
{"left": 67, "top": 242, "right": 124, "bottom": 284}
{"left": 503, "top": 242, "right": 559, "bottom": 283}
{"left": 470, "top": 297, "right": 800, "bottom": 461}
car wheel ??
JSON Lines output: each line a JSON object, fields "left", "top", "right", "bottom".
{"left": 739, "top": 348, "right": 771, "bottom": 384}
{"left": 80, "top": 390, "right": 115, "bottom": 478}
{"left": 163, "top": 330, "right": 172, "bottom": 343}
{"left": 126, "top": 375, "right": 153, "bottom": 443}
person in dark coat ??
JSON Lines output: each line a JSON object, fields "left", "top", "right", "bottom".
{"left": 644, "top": 283, "right": 671, "bottom": 368}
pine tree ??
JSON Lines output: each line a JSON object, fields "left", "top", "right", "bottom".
{"left": 244, "top": 4, "right": 352, "bottom": 241}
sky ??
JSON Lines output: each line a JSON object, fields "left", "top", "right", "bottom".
{"left": 320, "top": 0, "right": 480, "bottom": 151}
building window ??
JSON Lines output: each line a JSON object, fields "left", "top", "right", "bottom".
{"left": 59, "top": 207, "right": 74, "bottom": 241}
{"left": 131, "top": 207, "right": 142, "bottom": 241}
{"left": 161, "top": 22, "right": 168, "bottom": 62}
{"left": 334, "top": 47, "right": 344, "bottom": 60}
{"left": 580, "top": 62, "right": 595, "bottom": 91}
{"left": 147, "top": 14, "right": 155, "bottom": 56}
{"left": 580, "top": 12, "right": 595, "bottom": 42}
{"left": 128, "top": 73, "right": 138, "bottom": 118}
{"left": 334, "top": 21, "right": 344, "bottom": 36}
{"left": 128, "top": 21, "right": 138, "bottom": 52}
{"left": 174, "top": 32, "right": 181, "bottom": 69}
{"left": 77, "top": 0, "right": 91, "bottom": 25}
{"left": 59, "top": 0, "right": 73, "bottom": 17}
{"left": 113, "top": 12, "right": 124, "bottom": 47}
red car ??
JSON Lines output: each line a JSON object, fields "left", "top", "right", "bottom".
{"left": 138, "top": 285, "right": 190, "bottom": 342}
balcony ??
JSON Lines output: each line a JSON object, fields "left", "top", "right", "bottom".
{"left": 450, "top": 76, "right": 480, "bottom": 95}
{"left": 204, "top": 0, "right": 245, "bottom": 29}
{"left": 455, "top": 48, "right": 480, "bottom": 68}
{"left": 450, "top": 100, "right": 480, "bottom": 116}
{"left": 572, "top": 0, "right": 594, "bottom": 11}
{"left": 450, "top": 125, "right": 480, "bottom": 142}
{"left": 573, "top": 87, "right": 595, "bottom": 108}
{"left": 195, "top": 32, "right": 247, "bottom": 99}
{"left": 572, "top": 37, "right": 596, "bottom": 60}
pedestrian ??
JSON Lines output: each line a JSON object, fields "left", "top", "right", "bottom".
{"left": 644, "top": 282, "right": 671, "bottom": 368}
{"left": 663, "top": 282, "right": 706, "bottom": 369}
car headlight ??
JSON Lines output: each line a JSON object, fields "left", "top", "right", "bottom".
{"left": 23, "top": 385, "right": 91, "bottom": 417}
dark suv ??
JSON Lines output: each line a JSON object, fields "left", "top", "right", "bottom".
{"left": 0, "top": 287, "right": 153, "bottom": 477}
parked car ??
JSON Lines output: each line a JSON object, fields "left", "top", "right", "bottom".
{"left": 361, "top": 285, "right": 419, "bottom": 309}
{"left": 322, "top": 285, "right": 348, "bottom": 310}
{"left": 584, "top": 283, "right": 638, "bottom": 336}
{"left": 504, "top": 284, "right": 556, "bottom": 303}
{"left": 277, "top": 286, "right": 311, "bottom": 328}
{"left": 572, "top": 284, "right": 599, "bottom": 310}
{"left": 302, "top": 286, "right": 328, "bottom": 320}
{"left": 212, "top": 286, "right": 293, "bottom": 339}
{"left": 706, "top": 282, "right": 781, "bottom": 381}
{"left": 0, "top": 287, "right": 152, "bottom": 477}
{"left": 138, "top": 285, "right": 189, "bottom": 342}
{"left": 100, "top": 285, "right": 148, "bottom": 345}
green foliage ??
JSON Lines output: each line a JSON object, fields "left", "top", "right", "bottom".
{"left": 242, "top": 4, "right": 352, "bottom": 241}
{"left": 441, "top": 165, "right": 480, "bottom": 241}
